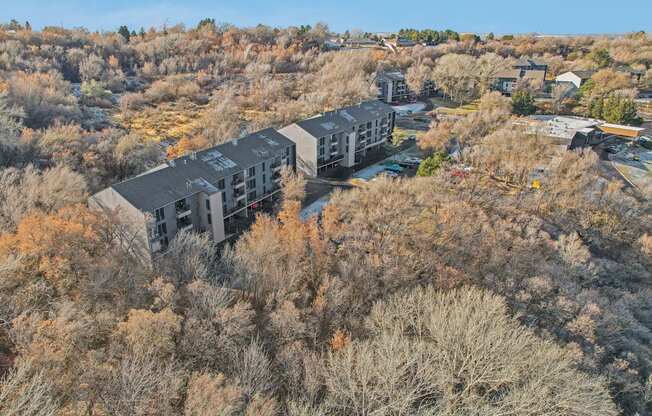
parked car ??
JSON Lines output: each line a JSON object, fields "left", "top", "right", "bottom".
{"left": 377, "top": 171, "right": 398, "bottom": 179}
{"left": 638, "top": 137, "right": 652, "bottom": 150}
{"left": 604, "top": 145, "right": 620, "bottom": 154}
{"left": 384, "top": 164, "right": 404, "bottom": 173}
{"left": 398, "top": 157, "right": 422, "bottom": 168}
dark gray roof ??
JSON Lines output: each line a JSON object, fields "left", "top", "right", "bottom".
{"left": 571, "top": 70, "right": 596, "bottom": 80}
{"left": 377, "top": 71, "right": 406, "bottom": 82}
{"left": 110, "top": 128, "right": 294, "bottom": 212}
{"left": 295, "top": 100, "right": 395, "bottom": 139}
{"left": 616, "top": 65, "right": 645, "bottom": 75}
{"left": 514, "top": 58, "right": 547, "bottom": 68}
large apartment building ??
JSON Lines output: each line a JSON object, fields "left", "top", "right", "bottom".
{"left": 376, "top": 70, "right": 436, "bottom": 103}
{"left": 377, "top": 71, "right": 410, "bottom": 103}
{"left": 278, "top": 100, "right": 395, "bottom": 176}
{"left": 90, "top": 128, "right": 296, "bottom": 263}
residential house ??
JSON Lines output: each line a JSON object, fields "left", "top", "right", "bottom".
{"left": 616, "top": 66, "right": 645, "bottom": 84}
{"left": 278, "top": 100, "right": 396, "bottom": 176}
{"left": 493, "top": 68, "right": 546, "bottom": 95}
{"left": 555, "top": 70, "right": 596, "bottom": 89}
{"left": 395, "top": 37, "right": 417, "bottom": 47}
{"left": 90, "top": 128, "right": 296, "bottom": 264}
{"left": 513, "top": 58, "right": 549, "bottom": 79}
{"left": 342, "top": 37, "right": 377, "bottom": 48}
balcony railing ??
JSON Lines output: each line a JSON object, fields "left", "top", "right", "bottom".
{"left": 232, "top": 174, "right": 245, "bottom": 187}
{"left": 270, "top": 161, "right": 282, "bottom": 170}
{"left": 175, "top": 200, "right": 190, "bottom": 213}
{"left": 318, "top": 154, "right": 344, "bottom": 168}
{"left": 176, "top": 215, "right": 192, "bottom": 230}
{"left": 234, "top": 188, "right": 246, "bottom": 199}
{"left": 223, "top": 201, "right": 247, "bottom": 217}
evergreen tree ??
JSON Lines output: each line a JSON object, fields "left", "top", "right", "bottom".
{"left": 512, "top": 90, "right": 536, "bottom": 115}
{"left": 417, "top": 152, "right": 451, "bottom": 177}
{"left": 117, "top": 25, "right": 131, "bottom": 41}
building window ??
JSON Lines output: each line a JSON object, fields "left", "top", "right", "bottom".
{"left": 286, "top": 147, "right": 290, "bottom": 156}
{"left": 262, "top": 174, "right": 266, "bottom": 183}
{"left": 157, "top": 222, "right": 167, "bottom": 236}
{"left": 248, "top": 166, "right": 256, "bottom": 177}
{"left": 175, "top": 198, "right": 189, "bottom": 213}
{"left": 319, "top": 147, "right": 325, "bottom": 156}
{"left": 218, "top": 179, "right": 225, "bottom": 189}
{"left": 222, "top": 193, "right": 226, "bottom": 202}
{"left": 247, "top": 178, "right": 256, "bottom": 189}
{"left": 155, "top": 207, "right": 165, "bottom": 222}
{"left": 263, "top": 186, "right": 267, "bottom": 194}
{"left": 205, "top": 200, "right": 211, "bottom": 210}
{"left": 262, "top": 162, "right": 265, "bottom": 170}
{"left": 248, "top": 190, "right": 257, "bottom": 200}
{"left": 207, "top": 214, "right": 212, "bottom": 225}
{"left": 319, "top": 137, "right": 325, "bottom": 146}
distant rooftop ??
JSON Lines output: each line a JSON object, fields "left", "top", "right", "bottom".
{"left": 109, "top": 128, "right": 294, "bottom": 212}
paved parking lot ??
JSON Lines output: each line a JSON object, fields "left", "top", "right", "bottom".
{"left": 301, "top": 144, "right": 423, "bottom": 220}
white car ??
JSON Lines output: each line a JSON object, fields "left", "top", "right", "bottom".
{"left": 379, "top": 171, "right": 399, "bottom": 178}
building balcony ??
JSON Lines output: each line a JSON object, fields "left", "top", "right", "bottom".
{"left": 232, "top": 174, "right": 245, "bottom": 187}
{"left": 318, "top": 154, "right": 344, "bottom": 168}
{"left": 175, "top": 199, "right": 190, "bottom": 214}
{"left": 176, "top": 215, "right": 193, "bottom": 231}
{"left": 223, "top": 201, "right": 247, "bottom": 218}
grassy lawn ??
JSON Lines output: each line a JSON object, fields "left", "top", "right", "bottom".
{"left": 430, "top": 97, "right": 479, "bottom": 116}
{"left": 392, "top": 127, "right": 424, "bottom": 145}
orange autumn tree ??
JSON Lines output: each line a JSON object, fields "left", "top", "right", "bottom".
{"left": 0, "top": 204, "right": 110, "bottom": 297}
{"left": 228, "top": 167, "right": 343, "bottom": 305}
{"left": 166, "top": 135, "right": 209, "bottom": 159}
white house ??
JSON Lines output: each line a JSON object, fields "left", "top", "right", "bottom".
{"left": 555, "top": 70, "right": 596, "bottom": 89}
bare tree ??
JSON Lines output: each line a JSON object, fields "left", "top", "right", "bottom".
{"left": 0, "top": 165, "right": 88, "bottom": 234}
{"left": 0, "top": 360, "right": 60, "bottom": 416}
{"left": 94, "top": 350, "right": 182, "bottom": 416}
{"left": 318, "top": 286, "right": 618, "bottom": 415}
{"left": 405, "top": 60, "right": 432, "bottom": 97}
{"left": 431, "top": 54, "right": 478, "bottom": 104}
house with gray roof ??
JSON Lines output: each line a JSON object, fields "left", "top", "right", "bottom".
{"left": 493, "top": 68, "right": 546, "bottom": 95}
{"left": 278, "top": 100, "right": 395, "bottom": 176}
{"left": 90, "top": 128, "right": 296, "bottom": 263}
{"left": 513, "top": 58, "right": 548, "bottom": 76}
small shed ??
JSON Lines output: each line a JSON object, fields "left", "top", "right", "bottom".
{"left": 597, "top": 123, "right": 645, "bottom": 139}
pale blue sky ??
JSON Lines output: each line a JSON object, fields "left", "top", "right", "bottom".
{"left": 2, "top": 0, "right": 650, "bottom": 34}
